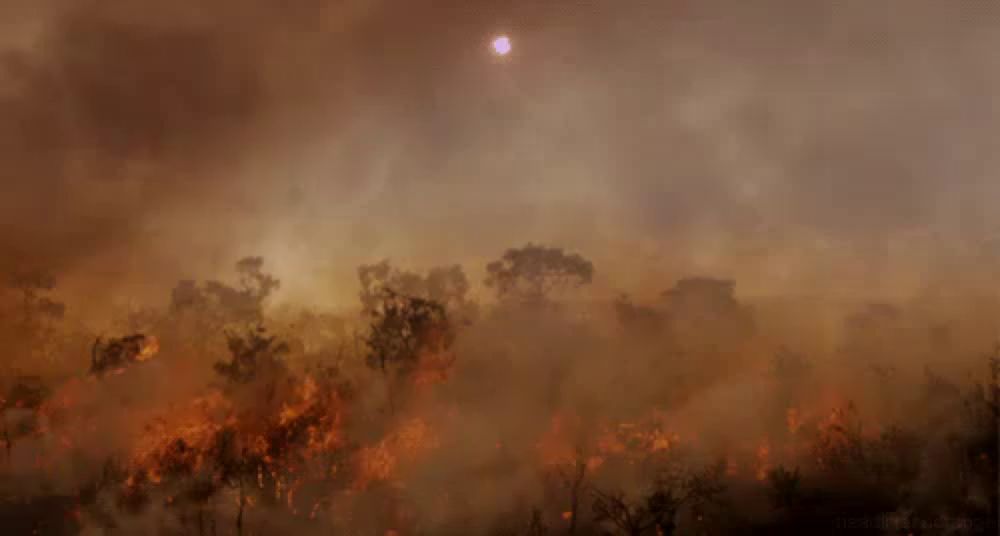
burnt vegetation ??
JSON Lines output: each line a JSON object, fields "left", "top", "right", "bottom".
{"left": 0, "top": 245, "right": 997, "bottom": 535}
{"left": 90, "top": 334, "right": 158, "bottom": 377}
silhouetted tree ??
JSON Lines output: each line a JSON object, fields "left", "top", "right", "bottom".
{"left": 662, "top": 278, "right": 752, "bottom": 329}
{"left": 557, "top": 451, "right": 588, "bottom": 535}
{"left": 90, "top": 333, "right": 158, "bottom": 376}
{"left": 592, "top": 486, "right": 682, "bottom": 536}
{"left": 4, "top": 269, "right": 66, "bottom": 365}
{"left": 527, "top": 507, "right": 548, "bottom": 536}
{"left": 614, "top": 294, "right": 664, "bottom": 336}
{"left": 363, "top": 288, "right": 453, "bottom": 412}
{"left": 810, "top": 403, "right": 922, "bottom": 498}
{"left": 7, "top": 270, "right": 62, "bottom": 323}
{"left": 949, "top": 351, "right": 1000, "bottom": 522}
{"left": 1, "top": 375, "right": 49, "bottom": 459}
{"left": 170, "top": 279, "right": 208, "bottom": 314}
{"left": 591, "top": 465, "right": 725, "bottom": 536}
{"left": 214, "top": 326, "right": 290, "bottom": 384}
{"left": 767, "top": 466, "right": 802, "bottom": 511}
{"left": 660, "top": 277, "right": 754, "bottom": 357}
{"left": 485, "top": 244, "right": 594, "bottom": 304}
{"left": 170, "top": 256, "right": 280, "bottom": 328}
{"left": 358, "top": 260, "right": 475, "bottom": 323}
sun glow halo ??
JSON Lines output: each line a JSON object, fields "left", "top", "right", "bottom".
{"left": 491, "top": 35, "right": 512, "bottom": 56}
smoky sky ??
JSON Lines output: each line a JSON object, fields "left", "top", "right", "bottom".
{"left": 1, "top": 0, "right": 999, "bottom": 311}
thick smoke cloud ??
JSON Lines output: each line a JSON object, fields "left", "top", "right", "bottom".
{"left": 2, "top": 0, "right": 999, "bottom": 308}
{"left": 1, "top": 4, "right": 999, "bottom": 533}
{"left": 2, "top": 3, "right": 254, "bottom": 263}
{"left": 0, "top": 1, "right": 376, "bottom": 309}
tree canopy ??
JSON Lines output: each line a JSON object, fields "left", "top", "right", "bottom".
{"left": 484, "top": 244, "right": 594, "bottom": 304}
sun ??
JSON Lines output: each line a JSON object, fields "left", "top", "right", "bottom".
{"left": 491, "top": 35, "right": 512, "bottom": 56}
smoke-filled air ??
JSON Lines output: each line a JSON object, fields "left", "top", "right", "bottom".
{"left": 1, "top": 1, "right": 999, "bottom": 535}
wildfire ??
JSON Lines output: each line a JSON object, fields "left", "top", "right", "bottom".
{"left": 135, "top": 336, "right": 160, "bottom": 362}
{"left": 355, "top": 417, "right": 440, "bottom": 490}
{"left": 129, "top": 390, "right": 231, "bottom": 481}
{"left": 0, "top": 291, "right": 927, "bottom": 536}
{"left": 594, "top": 412, "right": 682, "bottom": 463}
{"left": 536, "top": 410, "right": 684, "bottom": 474}
{"left": 755, "top": 440, "right": 771, "bottom": 481}
{"left": 537, "top": 413, "right": 580, "bottom": 467}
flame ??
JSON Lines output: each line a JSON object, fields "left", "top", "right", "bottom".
{"left": 355, "top": 418, "right": 439, "bottom": 490}
{"left": 537, "top": 409, "right": 683, "bottom": 472}
{"left": 0, "top": 311, "right": 909, "bottom": 536}
{"left": 755, "top": 440, "right": 771, "bottom": 481}
{"left": 129, "top": 391, "right": 230, "bottom": 480}
{"left": 135, "top": 336, "right": 160, "bottom": 362}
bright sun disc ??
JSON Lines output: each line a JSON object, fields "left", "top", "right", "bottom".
{"left": 492, "top": 36, "right": 512, "bottom": 56}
